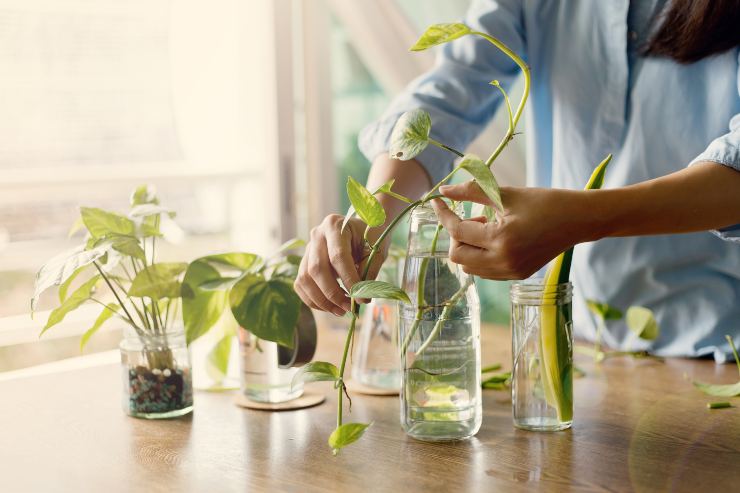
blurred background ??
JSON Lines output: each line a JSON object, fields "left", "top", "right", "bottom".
{"left": 0, "top": 0, "right": 526, "bottom": 372}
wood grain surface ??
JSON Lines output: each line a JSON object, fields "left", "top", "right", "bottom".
{"left": 1, "top": 323, "right": 738, "bottom": 493}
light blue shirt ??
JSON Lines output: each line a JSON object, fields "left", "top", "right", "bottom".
{"left": 359, "top": 0, "right": 740, "bottom": 362}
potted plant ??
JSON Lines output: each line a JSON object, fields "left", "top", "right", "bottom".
{"left": 31, "top": 185, "right": 194, "bottom": 418}
{"left": 181, "top": 239, "right": 317, "bottom": 404}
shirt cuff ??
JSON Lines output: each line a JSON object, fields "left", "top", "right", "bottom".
{"left": 358, "top": 115, "right": 456, "bottom": 186}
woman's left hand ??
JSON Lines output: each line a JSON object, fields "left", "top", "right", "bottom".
{"left": 431, "top": 181, "right": 593, "bottom": 280}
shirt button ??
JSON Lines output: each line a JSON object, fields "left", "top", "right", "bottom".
{"left": 629, "top": 31, "right": 638, "bottom": 41}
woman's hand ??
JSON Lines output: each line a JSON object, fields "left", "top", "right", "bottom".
{"left": 431, "top": 181, "right": 591, "bottom": 280}
{"left": 294, "top": 215, "right": 386, "bottom": 316}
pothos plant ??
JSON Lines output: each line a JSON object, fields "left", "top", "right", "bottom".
{"left": 31, "top": 185, "right": 189, "bottom": 368}
{"left": 291, "top": 23, "right": 612, "bottom": 454}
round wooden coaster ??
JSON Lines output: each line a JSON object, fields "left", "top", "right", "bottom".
{"left": 345, "top": 379, "right": 399, "bottom": 396}
{"left": 234, "top": 391, "right": 325, "bottom": 411}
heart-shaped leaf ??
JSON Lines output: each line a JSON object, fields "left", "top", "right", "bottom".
{"left": 626, "top": 306, "right": 659, "bottom": 340}
{"left": 586, "top": 300, "right": 623, "bottom": 321}
{"left": 328, "top": 422, "right": 372, "bottom": 455}
{"left": 128, "top": 262, "right": 188, "bottom": 299}
{"left": 229, "top": 276, "right": 300, "bottom": 348}
{"left": 346, "top": 176, "right": 386, "bottom": 228}
{"left": 389, "top": 109, "right": 431, "bottom": 161}
{"left": 410, "top": 23, "right": 471, "bottom": 51}
{"left": 291, "top": 361, "right": 339, "bottom": 390}
{"left": 80, "top": 207, "right": 136, "bottom": 239}
{"left": 459, "top": 154, "right": 503, "bottom": 212}
{"left": 182, "top": 260, "right": 229, "bottom": 345}
{"left": 349, "top": 280, "right": 410, "bottom": 304}
{"left": 80, "top": 303, "right": 120, "bottom": 350}
{"left": 41, "top": 275, "right": 101, "bottom": 335}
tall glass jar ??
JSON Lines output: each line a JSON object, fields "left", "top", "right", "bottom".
{"left": 120, "top": 326, "right": 194, "bottom": 419}
{"left": 510, "top": 281, "right": 573, "bottom": 431}
{"left": 399, "top": 204, "right": 482, "bottom": 441}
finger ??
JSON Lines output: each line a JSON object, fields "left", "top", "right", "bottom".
{"left": 439, "top": 180, "right": 492, "bottom": 205}
{"left": 324, "top": 222, "right": 362, "bottom": 292}
{"left": 294, "top": 283, "right": 319, "bottom": 311}
{"left": 431, "top": 199, "right": 490, "bottom": 248}
{"left": 449, "top": 241, "right": 488, "bottom": 267}
{"left": 298, "top": 248, "right": 345, "bottom": 316}
{"left": 311, "top": 235, "right": 351, "bottom": 312}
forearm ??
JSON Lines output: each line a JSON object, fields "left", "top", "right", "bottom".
{"left": 364, "top": 154, "right": 432, "bottom": 245}
{"left": 582, "top": 162, "right": 740, "bottom": 241}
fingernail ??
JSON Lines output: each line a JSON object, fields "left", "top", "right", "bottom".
{"left": 333, "top": 308, "right": 345, "bottom": 317}
{"left": 439, "top": 185, "right": 450, "bottom": 193}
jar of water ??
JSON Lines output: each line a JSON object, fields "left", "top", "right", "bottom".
{"left": 399, "top": 203, "right": 482, "bottom": 441}
{"left": 510, "top": 281, "right": 573, "bottom": 431}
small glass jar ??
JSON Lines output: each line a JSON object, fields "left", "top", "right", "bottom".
{"left": 399, "top": 204, "right": 482, "bottom": 441}
{"left": 238, "top": 328, "right": 304, "bottom": 403}
{"left": 510, "top": 281, "right": 573, "bottom": 431}
{"left": 120, "top": 326, "right": 194, "bottom": 419}
{"left": 351, "top": 297, "right": 401, "bottom": 391}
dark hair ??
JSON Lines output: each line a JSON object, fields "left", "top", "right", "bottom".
{"left": 643, "top": 0, "right": 740, "bottom": 64}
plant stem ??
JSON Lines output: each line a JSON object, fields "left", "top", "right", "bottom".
{"left": 336, "top": 300, "right": 358, "bottom": 428}
{"left": 725, "top": 335, "right": 740, "bottom": 377}
{"left": 415, "top": 277, "right": 473, "bottom": 355}
{"left": 89, "top": 297, "right": 138, "bottom": 330}
{"left": 429, "top": 138, "right": 464, "bottom": 158}
{"left": 93, "top": 262, "right": 139, "bottom": 333}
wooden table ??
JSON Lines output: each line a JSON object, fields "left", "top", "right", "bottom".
{"left": 1, "top": 324, "right": 738, "bottom": 492}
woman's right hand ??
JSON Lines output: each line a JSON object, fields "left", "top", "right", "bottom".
{"left": 294, "top": 214, "right": 387, "bottom": 316}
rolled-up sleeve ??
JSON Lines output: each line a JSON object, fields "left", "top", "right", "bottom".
{"left": 689, "top": 50, "right": 740, "bottom": 242}
{"left": 358, "top": 0, "right": 526, "bottom": 185}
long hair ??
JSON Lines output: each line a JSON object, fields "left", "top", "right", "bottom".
{"left": 643, "top": 0, "right": 740, "bottom": 64}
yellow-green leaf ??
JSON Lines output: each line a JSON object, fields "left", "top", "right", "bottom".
{"left": 80, "top": 207, "right": 136, "bottom": 239}
{"left": 328, "top": 422, "right": 372, "bottom": 455}
{"left": 349, "top": 280, "right": 410, "bottom": 304}
{"left": 389, "top": 109, "right": 431, "bottom": 161}
{"left": 128, "top": 262, "right": 188, "bottom": 299}
{"left": 626, "top": 306, "right": 659, "bottom": 340}
{"left": 42, "top": 275, "right": 100, "bottom": 335}
{"left": 80, "top": 303, "right": 119, "bottom": 350}
{"left": 692, "top": 380, "right": 740, "bottom": 397}
{"left": 181, "top": 260, "right": 228, "bottom": 345}
{"left": 291, "top": 361, "right": 339, "bottom": 390}
{"left": 410, "top": 23, "right": 471, "bottom": 51}
{"left": 586, "top": 300, "right": 623, "bottom": 321}
{"left": 458, "top": 154, "right": 503, "bottom": 212}
{"left": 346, "top": 176, "right": 386, "bottom": 228}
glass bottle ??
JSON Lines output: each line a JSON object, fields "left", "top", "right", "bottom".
{"left": 398, "top": 203, "right": 482, "bottom": 441}
{"left": 510, "top": 281, "right": 573, "bottom": 431}
{"left": 120, "top": 325, "right": 194, "bottom": 419}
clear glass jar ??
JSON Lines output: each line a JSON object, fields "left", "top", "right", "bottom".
{"left": 238, "top": 328, "right": 304, "bottom": 403}
{"left": 510, "top": 281, "right": 573, "bottom": 431}
{"left": 352, "top": 298, "right": 401, "bottom": 390}
{"left": 120, "top": 326, "right": 194, "bottom": 419}
{"left": 399, "top": 204, "right": 482, "bottom": 441}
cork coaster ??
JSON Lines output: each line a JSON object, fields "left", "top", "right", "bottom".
{"left": 234, "top": 391, "right": 325, "bottom": 411}
{"left": 345, "top": 379, "right": 399, "bottom": 396}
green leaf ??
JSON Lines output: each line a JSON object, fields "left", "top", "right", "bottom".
{"left": 328, "top": 422, "right": 372, "bottom": 454}
{"left": 58, "top": 266, "right": 86, "bottom": 303}
{"left": 128, "top": 262, "right": 188, "bottom": 299}
{"left": 410, "top": 23, "right": 471, "bottom": 51}
{"left": 376, "top": 179, "right": 412, "bottom": 203}
{"left": 80, "top": 207, "right": 136, "bottom": 239}
{"left": 458, "top": 154, "right": 503, "bottom": 212}
{"left": 291, "top": 361, "right": 339, "bottom": 390}
{"left": 692, "top": 380, "right": 740, "bottom": 397}
{"left": 99, "top": 235, "right": 145, "bottom": 261}
{"left": 346, "top": 176, "right": 386, "bottom": 228}
{"left": 586, "top": 300, "right": 623, "bottom": 321}
{"left": 626, "top": 306, "right": 659, "bottom": 340}
{"left": 389, "top": 109, "right": 431, "bottom": 161}
{"left": 206, "top": 333, "right": 233, "bottom": 380}
{"left": 130, "top": 184, "right": 159, "bottom": 206}
{"left": 229, "top": 275, "right": 300, "bottom": 348}
{"left": 41, "top": 275, "right": 100, "bottom": 335}
{"left": 198, "top": 276, "right": 241, "bottom": 291}
{"left": 203, "top": 252, "right": 261, "bottom": 271}
{"left": 68, "top": 216, "right": 85, "bottom": 238}
{"left": 349, "top": 280, "right": 410, "bottom": 304}
{"left": 277, "top": 238, "right": 306, "bottom": 253}
{"left": 80, "top": 303, "right": 119, "bottom": 350}
{"left": 32, "top": 244, "right": 110, "bottom": 311}
{"left": 129, "top": 204, "right": 175, "bottom": 218}
{"left": 182, "top": 260, "right": 228, "bottom": 345}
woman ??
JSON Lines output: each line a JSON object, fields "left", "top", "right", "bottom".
{"left": 295, "top": 0, "right": 740, "bottom": 361}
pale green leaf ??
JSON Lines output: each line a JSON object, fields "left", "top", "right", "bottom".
{"left": 291, "top": 361, "right": 339, "bottom": 390}
{"left": 42, "top": 275, "right": 100, "bottom": 335}
{"left": 129, "top": 204, "right": 175, "bottom": 218}
{"left": 410, "top": 23, "right": 471, "bottom": 51}
{"left": 59, "top": 266, "right": 86, "bottom": 303}
{"left": 376, "top": 179, "right": 412, "bottom": 203}
{"left": 206, "top": 333, "right": 233, "bottom": 380}
{"left": 626, "top": 306, "right": 659, "bottom": 340}
{"left": 692, "top": 380, "right": 740, "bottom": 397}
{"left": 80, "top": 303, "right": 120, "bottom": 350}
{"left": 389, "top": 109, "right": 431, "bottom": 161}
{"left": 130, "top": 184, "right": 159, "bottom": 206}
{"left": 346, "top": 176, "right": 386, "bottom": 228}
{"left": 349, "top": 280, "right": 410, "bottom": 304}
{"left": 328, "top": 422, "right": 372, "bottom": 454}
{"left": 277, "top": 238, "right": 306, "bottom": 253}
{"left": 458, "top": 154, "right": 503, "bottom": 212}
{"left": 128, "top": 262, "right": 188, "bottom": 299}
{"left": 586, "top": 300, "right": 623, "bottom": 321}
{"left": 80, "top": 207, "right": 136, "bottom": 239}
{"left": 182, "top": 260, "right": 228, "bottom": 345}
{"left": 203, "top": 252, "right": 261, "bottom": 271}
{"left": 68, "top": 216, "right": 85, "bottom": 238}
{"left": 229, "top": 275, "right": 300, "bottom": 348}
{"left": 96, "top": 235, "right": 145, "bottom": 261}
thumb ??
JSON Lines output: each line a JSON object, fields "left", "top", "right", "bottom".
{"left": 439, "top": 180, "right": 492, "bottom": 206}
